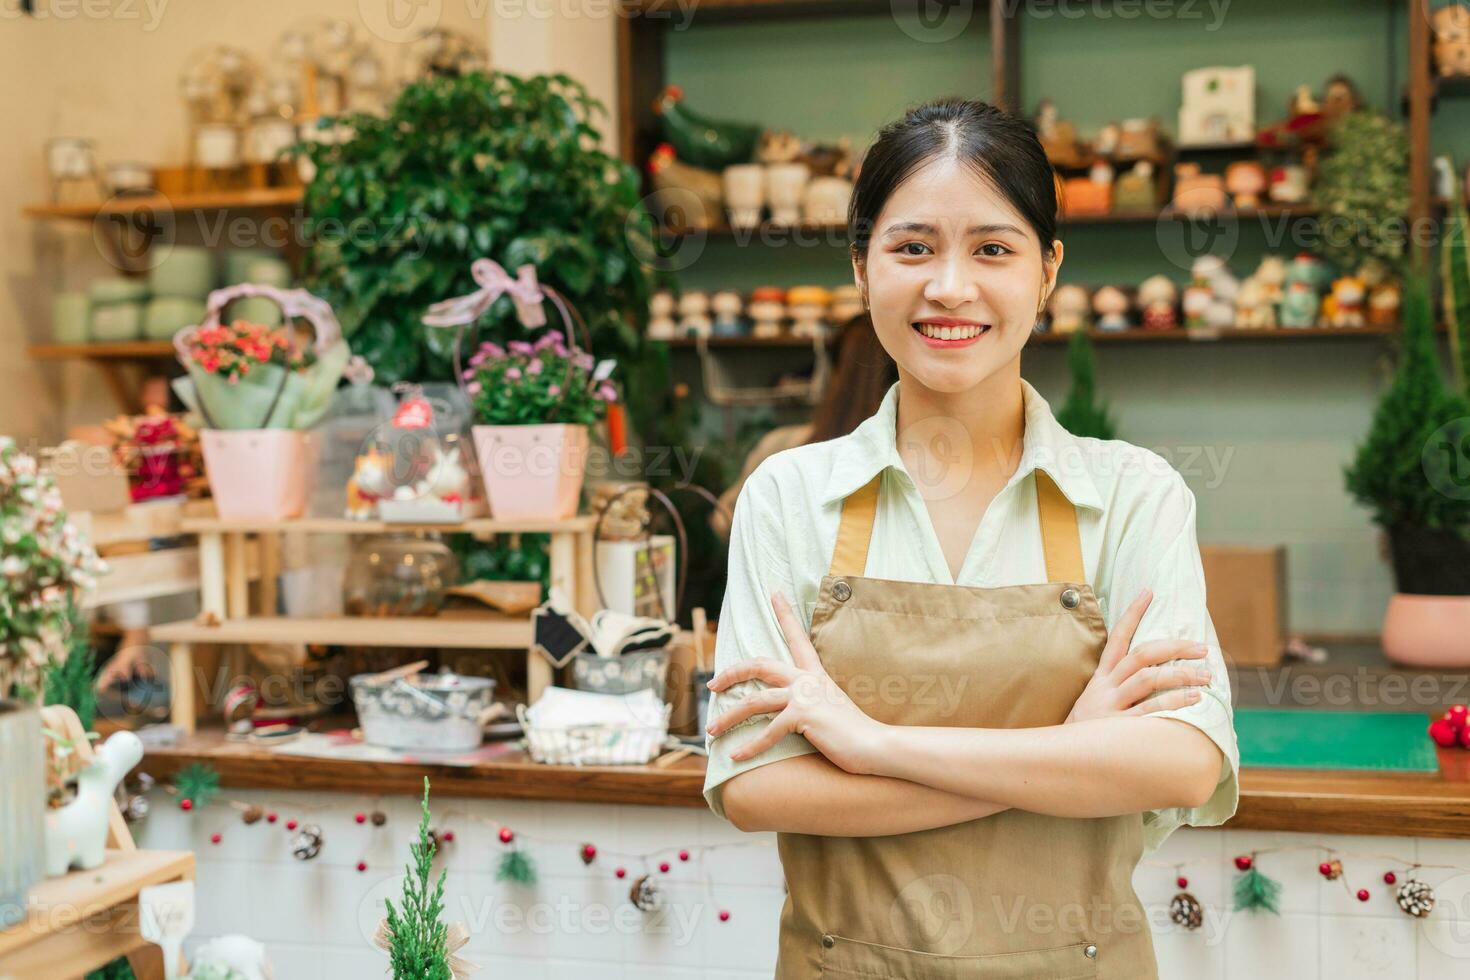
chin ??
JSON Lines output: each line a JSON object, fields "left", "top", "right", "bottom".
{"left": 900, "top": 331, "right": 1020, "bottom": 393}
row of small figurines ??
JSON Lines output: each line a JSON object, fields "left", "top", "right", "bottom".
{"left": 1045, "top": 253, "right": 1402, "bottom": 334}
{"left": 648, "top": 147, "right": 855, "bottom": 232}
{"left": 648, "top": 285, "right": 864, "bottom": 340}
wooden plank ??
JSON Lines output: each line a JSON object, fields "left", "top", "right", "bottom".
{"left": 23, "top": 187, "right": 302, "bottom": 221}
{"left": 148, "top": 611, "right": 532, "bottom": 649}
{"left": 28, "top": 341, "right": 177, "bottom": 361}
{"left": 1408, "top": 0, "right": 1433, "bottom": 271}
{"left": 169, "top": 643, "right": 196, "bottom": 735}
{"left": 179, "top": 514, "right": 597, "bottom": 535}
{"left": 85, "top": 548, "right": 201, "bottom": 609}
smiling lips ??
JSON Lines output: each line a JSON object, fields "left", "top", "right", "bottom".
{"left": 912, "top": 319, "right": 991, "bottom": 348}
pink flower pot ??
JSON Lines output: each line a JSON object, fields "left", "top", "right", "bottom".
{"left": 1382, "top": 593, "right": 1470, "bottom": 667}
{"left": 201, "top": 429, "right": 316, "bottom": 521}
{"left": 472, "top": 423, "right": 589, "bottom": 520}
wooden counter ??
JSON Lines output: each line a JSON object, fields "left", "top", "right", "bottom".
{"left": 139, "top": 721, "right": 1470, "bottom": 838}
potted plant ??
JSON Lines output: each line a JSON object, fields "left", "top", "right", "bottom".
{"left": 1055, "top": 329, "right": 1118, "bottom": 440}
{"left": 1345, "top": 275, "right": 1470, "bottom": 665}
{"left": 0, "top": 438, "right": 104, "bottom": 926}
{"left": 171, "top": 284, "right": 350, "bottom": 520}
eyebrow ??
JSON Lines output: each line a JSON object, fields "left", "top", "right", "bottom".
{"left": 880, "top": 221, "right": 1025, "bottom": 238}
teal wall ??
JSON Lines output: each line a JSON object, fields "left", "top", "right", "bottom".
{"left": 661, "top": 0, "right": 1469, "bottom": 635}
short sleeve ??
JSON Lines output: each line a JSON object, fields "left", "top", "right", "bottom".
{"left": 702, "top": 464, "right": 819, "bottom": 820}
{"left": 1104, "top": 469, "right": 1240, "bottom": 853}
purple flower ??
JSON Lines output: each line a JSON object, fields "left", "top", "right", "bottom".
{"left": 506, "top": 367, "right": 522, "bottom": 381}
{"left": 461, "top": 369, "right": 477, "bottom": 381}
{"left": 468, "top": 352, "right": 487, "bottom": 368}
{"left": 534, "top": 331, "right": 559, "bottom": 351}
{"left": 575, "top": 352, "right": 594, "bottom": 371}
{"left": 548, "top": 384, "right": 561, "bottom": 397}
{"left": 466, "top": 381, "right": 482, "bottom": 395}
{"left": 479, "top": 342, "right": 504, "bottom": 359}
{"left": 598, "top": 383, "right": 618, "bottom": 402}
{"left": 527, "top": 358, "right": 544, "bottom": 376}
{"left": 508, "top": 340, "right": 534, "bottom": 356}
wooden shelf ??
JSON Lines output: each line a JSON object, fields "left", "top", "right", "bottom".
{"left": 28, "top": 341, "right": 176, "bottom": 361}
{"left": 1030, "top": 324, "right": 1401, "bottom": 344}
{"left": 661, "top": 334, "right": 825, "bottom": 349}
{"left": 23, "top": 187, "right": 303, "bottom": 222}
{"left": 0, "top": 849, "right": 194, "bottom": 976}
{"left": 149, "top": 609, "right": 532, "bottom": 649}
{"left": 180, "top": 514, "right": 597, "bottom": 535}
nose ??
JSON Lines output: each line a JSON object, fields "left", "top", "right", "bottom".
{"left": 922, "top": 254, "right": 981, "bottom": 309}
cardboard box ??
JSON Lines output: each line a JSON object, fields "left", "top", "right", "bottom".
{"left": 1200, "top": 545, "right": 1287, "bottom": 668}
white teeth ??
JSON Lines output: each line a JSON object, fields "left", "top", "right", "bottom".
{"left": 915, "top": 322, "right": 986, "bottom": 340}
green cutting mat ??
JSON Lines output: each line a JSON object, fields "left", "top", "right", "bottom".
{"left": 1235, "top": 709, "right": 1439, "bottom": 773}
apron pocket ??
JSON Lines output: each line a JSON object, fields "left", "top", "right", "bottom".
{"left": 819, "top": 932, "right": 1101, "bottom": 980}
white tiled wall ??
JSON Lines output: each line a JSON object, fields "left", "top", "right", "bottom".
{"left": 133, "top": 793, "right": 1470, "bottom": 979}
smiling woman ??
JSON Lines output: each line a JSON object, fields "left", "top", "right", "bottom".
{"left": 702, "top": 99, "right": 1237, "bottom": 980}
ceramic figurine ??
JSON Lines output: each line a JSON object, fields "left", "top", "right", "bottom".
{"left": 1035, "top": 98, "right": 1087, "bottom": 169}
{"left": 1435, "top": 156, "right": 1458, "bottom": 203}
{"left": 1063, "top": 163, "right": 1112, "bottom": 216}
{"left": 1192, "top": 255, "right": 1240, "bottom": 306}
{"left": 765, "top": 162, "right": 810, "bottom": 226}
{"left": 424, "top": 442, "right": 471, "bottom": 507}
{"left": 1279, "top": 280, "right": 1320, "bottom": 328}
{"left": 1434, "top": 6, "right": 1470, "bottom": 77}
{"left": 1269, "top": 165, "right": 1309, "bottom": 204}
{"left": 1112, "top": 161, "right": 1157, "bottom": 212}
{"left": 722, "top": 164, "right": 765, "bottom": 231}
{"left": 44, "top": 732, "right": 144, "bottom": 877}
{"left": 1047, "top": 284, "right": 1092, "bottom": 334}
{"left": 747, "top": 287, "right": 787, "bottom": 338}
{"left": 1285, "top": 252, "right": 1330, "bottom": 293}
{"left": 1321, "top": 74, "right": 1363, "bottom": 123}
{"left": 1137, "top": 275, "right": 1179, "bottom": 331}
{"left": 1094, "top": 123, "right": 1121, "bottom": 158}
{"left": 1234, "top": 276, "right": 1276, "bottom": 329}
{"left": 799, "top": 137, "right": 856, "bottom": 179}
{"left": 828, "top": 284, "right": 864, "bottom": 325}
{"left": 647, "top": 290, "right": 677, "bottom": 340}
{"left": 711, "top": 290, "right": 746, "bottom": 337}
{"left": 1092, "top": 286, "right": 1131, "bottom": 332}
{"left": 654, "top": 85, "right": 761, "bottom": 171}
{"left": 677, "top": 290, "right": 713, "bottom": 337}
{"left": 1178, "top": 66, "right": 1256, "bottom": 145}
{"left": 1182, "top": 279, "right": 1214, "bottom": 330}
{"left": 787, "top": 286, "right": 833, "bottom": 338}
{"left": 346, "top": 446, "right": 390, "bottom": 520}
{"left": 1368, "top": 281, "right": 1402, "bottom": 326}
{"left": 1115, "top": 118, "right": 1165, "bottom": 162}
{"left": 803, "top": 176, "right": 853, "bottom": 226}
{"left": 647, "top": 143, "right": 723, "bottom": 231}
{"left": 1254, "top": 256, "right": 1287, "bottom": 309}
{"left": 1173, "top": 163, "right": 1227, "bottom": 216}
{"left": 757, "top": 130, "right": 803, "bottom": 164}
{"left": 1225, "top": 161, "right": 1267, "bottom": 209}
{"left": 1321, "top": 276, "right": 1367, "bottom": 327}
{"left": 192, "top": 936, "right": 274, "bottom": 980}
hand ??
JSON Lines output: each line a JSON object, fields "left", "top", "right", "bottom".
{"left": 705, "top": 593, "right": 886, "bottom": 775}
{"left": 1066, "top": 589, "right": 1212, "bottom": 724}
{"left": 94, "top": 640, "right": 155, "bottom": 692}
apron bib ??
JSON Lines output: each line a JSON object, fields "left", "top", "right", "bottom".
{"left": 774, "top": 471, "right": 1157, "bottom": 980}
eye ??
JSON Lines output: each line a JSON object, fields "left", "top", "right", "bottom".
{"left": 977, "top": 243, "right": 1012, "bottom": 257}
{"left": 895, "top": 242, "right": 932, "bottom": 257}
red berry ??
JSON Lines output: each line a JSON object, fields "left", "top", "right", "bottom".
{"left": 355, "top": 812, "right": 367, "bottom": 824}
{"left": 286, "top": 820, "right": 298, "bottom": 831}
{"left": 357, "top": 861, "right": 368, "bottom": 873}
{"left": 1449, "top": 704, "right": 1468, "bottom": 728}
{"left": 1458, "top": 724, "right": 1470, "bottom": 749}
{"left": 1176, "top": 876, "right": 1189, "bottom": 889}
{"left": 1429, "top": 719, "right": 1458, "bottom": 747}
{"left": 1384, "top": 871, "right": 1397, "bottom": 885}
{"left": 499, "top": 827, "right": 514, "bottom": 844}
{"left": 1357, "top": 889, "right": 1370, "bottom": 902}
{"left": 179, "top": 799, "right": 193, "bottom": 812}
{"left": 1319, "top": 862, "right": 1333, "bottom": 877}
{"left": 719, "top": 910, "right": 731, "bottom": 922}
{"left": 210, "top": 833, "right": 221, "bottom": 845}
{"left": 442, "top": 831, "right": 455, "bottom": 843}
{"left": 1234, "top": 855, "right": 1253, "bottom": 871}
{"left": 659, "top": 861, "right": 671, "bottom": 873}
{"left": 679, "top": 850, "right": 690, "bottom": 862}
{"left": 266, "top": 812, "right": 278, "bottom": 824}
{"left": 615, "top": 867, "right": 627, "bottom": 879}
{"left": 582, "top": 844, "right": 597, "bottom": 862}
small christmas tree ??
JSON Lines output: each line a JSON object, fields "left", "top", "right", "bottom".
{"left": 1055, "top": 329, "right": 1117, "bottom": 440}
{"left": 381, "top": 779, "right": 454, "bottom": 980}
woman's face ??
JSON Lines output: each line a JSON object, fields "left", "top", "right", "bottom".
{"left": 854, "top": 156, "right": 1062, "bottom": 395}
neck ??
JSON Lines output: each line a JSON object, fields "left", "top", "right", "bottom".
{"left": 893, "top": 364, "right": 1027, "bottom": 497}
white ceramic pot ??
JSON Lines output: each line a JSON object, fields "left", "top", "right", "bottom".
{"left": 195, "top": 123, "right": 242, "bottom": 169}
{"left": 722, "top": 164, "right": 765, "bottom": 230}
{"left": 765, "top": 162, "right": 810, "bottom": 226}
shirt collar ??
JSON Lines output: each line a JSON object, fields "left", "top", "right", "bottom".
{"left": 822, "top": 379, "right": 1106, "bottom": 513}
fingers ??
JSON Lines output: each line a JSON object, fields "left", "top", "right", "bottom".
{"left": 707, "top": 657, "right": 796, "bottom": 693}
{"left": 1127, "top": 686, "right": 1205, "bottom": 716}
{"left": 729, "top": 708, "right": 798, "bottom": 761}
{"left": 1098, "top": 589, "right": 1152, "bottom": 673}
{"left": 707, "top": 688, "right": 790, "bottom": 738}
{"left": 1111, "top": 638, "right": 1208, "bottom": 684}
{"left": 1115, "top": 660, "right": 1212, "bottom": 710}
{"left": 772, "top": 593, "right": 821, "bottom": 672}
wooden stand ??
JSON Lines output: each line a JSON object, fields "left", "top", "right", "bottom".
{"left": 147, "top": 515, "right": 600, "bottom": 733}
{"left": 0, "top": 706, "right": 195, "bottom": 979}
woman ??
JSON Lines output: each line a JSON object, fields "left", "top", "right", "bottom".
{"left": 711, "top": 315, "right": 898, "bottom": 542}
{"left": 702, "top": 99, "right": 1238, "bottom": 979}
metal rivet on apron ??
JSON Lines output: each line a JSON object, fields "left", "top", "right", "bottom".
{"left": 1084, "top": 944, "right": 1098, "bottom": 958}
{"left": 1060, "top": 588, "right": 1081, "bottom": 610}
{"left": 822, "top": 935, "right": 836, "bottom": 949}
{"left": 832, "top": 581, "right": 852, "bottom": 602}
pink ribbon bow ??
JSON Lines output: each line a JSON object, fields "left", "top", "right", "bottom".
{"left": 422, "top": 259, "right": 547, "bottom": 330}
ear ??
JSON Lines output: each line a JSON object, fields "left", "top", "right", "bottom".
{"left": 1039, "top": 240, "right": 1065, "bottom": 309}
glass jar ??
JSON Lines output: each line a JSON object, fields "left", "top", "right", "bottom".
{"left": 342, "top": 533, "right": 458, "bottom": 617}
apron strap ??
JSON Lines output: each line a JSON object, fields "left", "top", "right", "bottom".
{"left": 827, "top": 473, "right": 882, "bottom": 577}
{"left": 827, "top": 469, "right": 1085, "bottom": 584}
{"left": 1035, "top": 469, "right": 1085, "bottom": 585}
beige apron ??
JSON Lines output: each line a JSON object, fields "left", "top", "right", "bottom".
{"left": 775, "top": 470, "right": 1157, "bottom": 980}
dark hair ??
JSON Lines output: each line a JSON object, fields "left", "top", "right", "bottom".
{"left": 847, "top": 98, "right": 1058, "bottom": 262}
{"left": 805, "top": 313, "right": 898, "bottom": 445}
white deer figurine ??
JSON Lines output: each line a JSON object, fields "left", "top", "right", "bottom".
{"left": 44, "top": 730, "right": 144, "bottom": 877}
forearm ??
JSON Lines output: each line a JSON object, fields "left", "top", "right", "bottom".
{"left": 720, "top": 753, "right": 1007, "bottom": 836}
{"left": 872, "top": 717, "right": 1223, "bottom": 818}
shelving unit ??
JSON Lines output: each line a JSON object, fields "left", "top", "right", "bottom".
{"left": 22, "top": 187, "right": 303, "bottom": 222}
{"left": 149, "top": 513, "right": 599, "bottom": 733}
{"left": 27, "top": 342, "right": 177, "bottom": 413}
{"left": 658, "top": 324, "right": 1402, "bottom": 350}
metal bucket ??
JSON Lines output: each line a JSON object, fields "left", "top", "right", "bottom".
{"left": 0, "top": 701, "right": 45, "bottom": 927}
